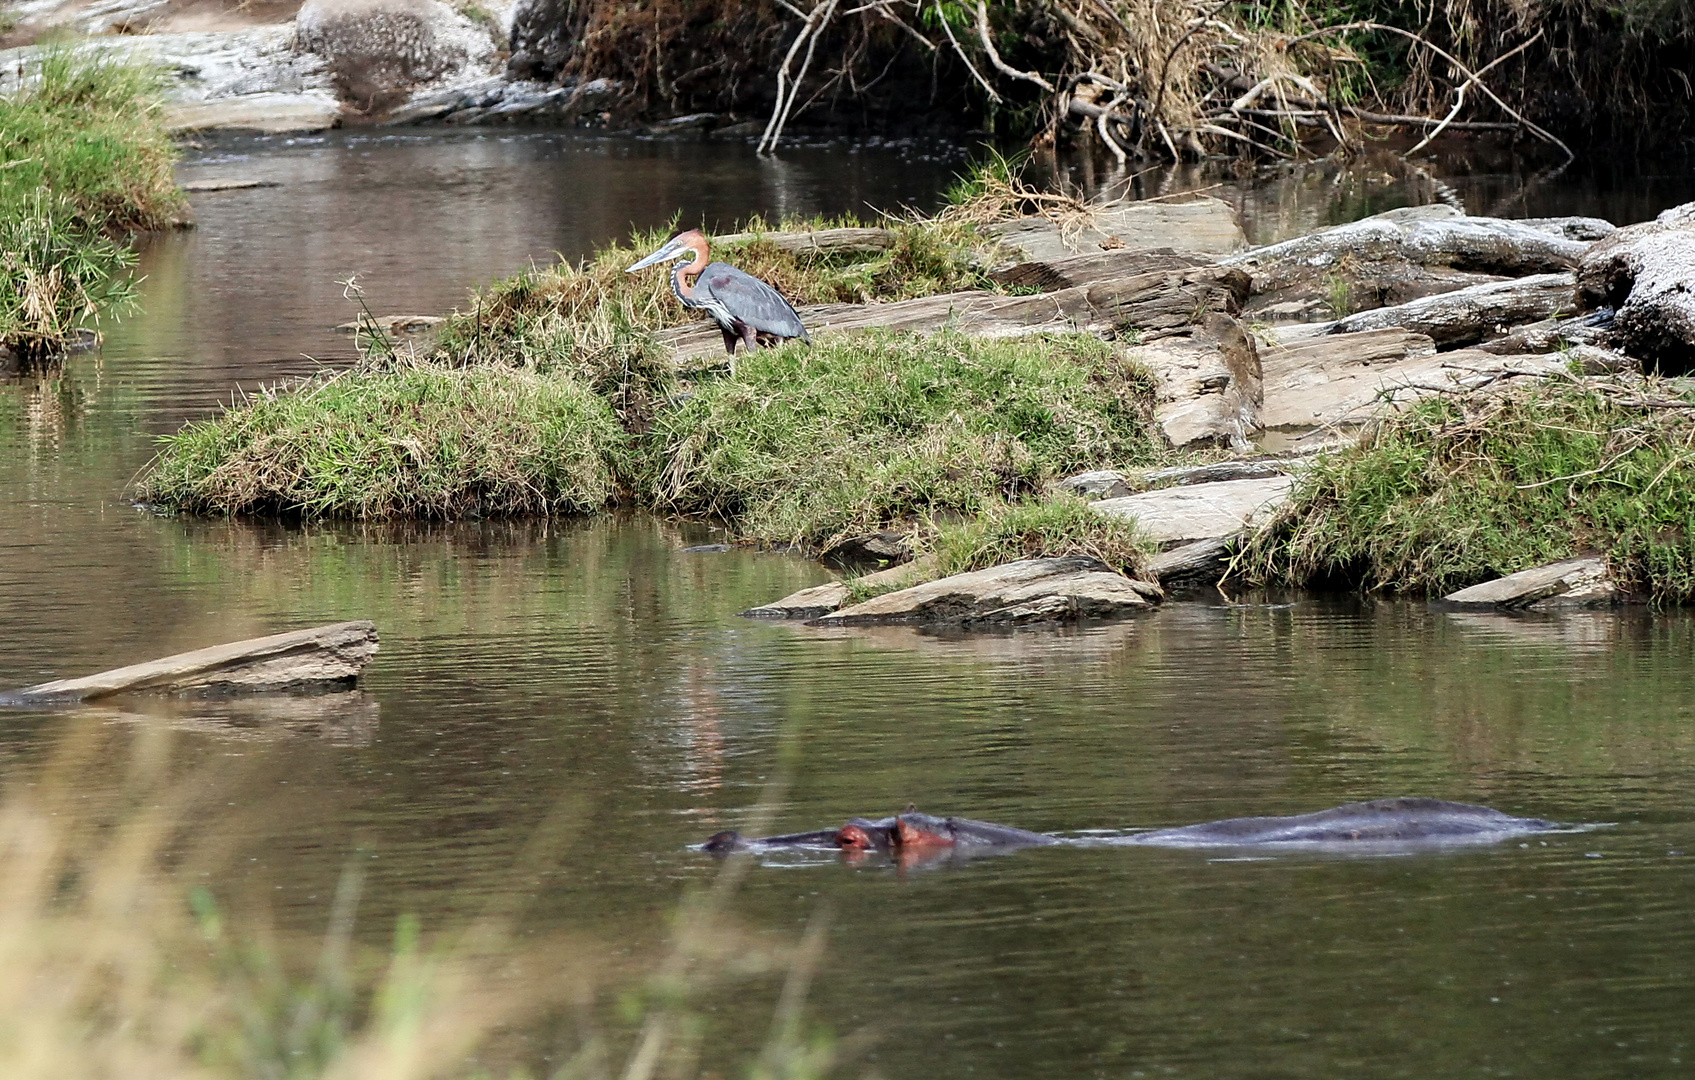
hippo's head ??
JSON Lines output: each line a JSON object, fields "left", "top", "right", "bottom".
{"left": 835, "top": 817, "right": 896, "bottom": 852}
{"left": 703, "top": 830, "right": 748, "bottom": 853}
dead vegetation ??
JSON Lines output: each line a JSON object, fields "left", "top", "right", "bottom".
{"left": 510, "top": 0, "right": 1695, "bottom": 159}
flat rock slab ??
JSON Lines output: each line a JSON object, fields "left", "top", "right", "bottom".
{"left": 741, "top": 558, "right": 936, "bottom": 620}
{"left": 1442, "top": 557, "right": 1620, "bottom": 610}
{"left": 987, "top": 197, "right": 1247, "bottom": 261}
{"left": 166, "top": 92, "right": 342, "bottom": 134}
{"left": 812, "top": 556, "right": 1159, "bottom": 627}
{"left": 1257, "top": 329, "right": 1567, "bottom": 431}
{"left": 180, "top": 179, "right": 282, "bottom": 192}
{"left": 5, "top": 621, "right": 380, "bottom": 704}
{"left": 990, "top": 249, "right": 1215, "bottom": 291}
{"left": 1093, "top": 476, "right": 1294, "bottom": 547}
{"left": 1132, "top": 313, "right": 1262, "bottom": 450}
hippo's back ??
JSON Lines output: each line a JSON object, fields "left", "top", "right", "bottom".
{"left": 1132, "top": 798, "right": 1559, "bottom": 848}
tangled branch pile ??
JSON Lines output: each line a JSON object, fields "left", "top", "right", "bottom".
{"left": 510, "top": 0, "right": 1695, "bottom": 159}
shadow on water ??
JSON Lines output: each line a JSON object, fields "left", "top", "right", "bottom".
{"left": 4, "top": 130, "right": 1695, "bottom": 1077}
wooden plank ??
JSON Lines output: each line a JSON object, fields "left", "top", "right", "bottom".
{"left": 5, "top": 621, "right": 380, "bottom": 704}
{"left": 712, "top": 227, "right": 897, "bottom": 254}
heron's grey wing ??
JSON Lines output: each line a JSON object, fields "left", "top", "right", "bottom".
{"left": 698, "top": 263, "right": 809, "bottom": 340}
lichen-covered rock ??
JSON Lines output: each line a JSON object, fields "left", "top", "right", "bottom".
{"left": 296, "top": 0, "right": 499, "bottom": 111}
{"left": 1576, "top": 201, "right": 1695, "bottom": 371}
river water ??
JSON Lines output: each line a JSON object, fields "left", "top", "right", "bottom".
{"left": 3, "top": 129, "right": 1695, "bottom": 1078}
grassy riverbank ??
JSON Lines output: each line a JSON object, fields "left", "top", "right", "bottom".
{"left": 1246, "top": 381, "right": 1695, "bottom": 602}
{"left": 140, "top": 330, "right": 1164, "bottom": 554}
{"left": 0, "top": 48, "right": 181, "bottom": 364}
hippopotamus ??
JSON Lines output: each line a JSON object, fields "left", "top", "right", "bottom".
{"left": 704, "top": 809, "right": 1058, "bottom": 858}
{"left": 701, "top": 798, "right": 1564, "bottom": 866}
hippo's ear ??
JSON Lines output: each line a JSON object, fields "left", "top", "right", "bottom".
{"left": 905, "top": 803, "right": 918, "bottom": 814}
{"left": 703, "top": 831, "right": 744, "bottom": 853}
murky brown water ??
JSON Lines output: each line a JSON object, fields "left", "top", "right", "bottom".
{"left": 4, "top": 130, "right": 1695, "bottom": 1078}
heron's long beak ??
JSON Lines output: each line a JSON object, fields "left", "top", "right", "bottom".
{"left": 626, "top": 239, "right": 687, "bottom": 273}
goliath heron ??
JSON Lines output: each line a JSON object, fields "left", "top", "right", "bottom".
{"left": 626, "top": 229, "right": 810, "bottom": 362}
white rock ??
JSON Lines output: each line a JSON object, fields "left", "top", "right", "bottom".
{"left": 1093, "top": 476, "right": 1293, "bottom": 547}
{"left": 1442, "top": 557, "right": 1620, "bottom": 610}
{"left": 166, "top": 91, "right": 341, "bottom": 133}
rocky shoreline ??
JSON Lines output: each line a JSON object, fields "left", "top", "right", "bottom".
{"left": 724, "top": 196, "right": 1695, "bottom": 626}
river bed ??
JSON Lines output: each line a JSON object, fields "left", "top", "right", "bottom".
{"left": 3, "top": 130, "right": 1695, "bottom": 1078}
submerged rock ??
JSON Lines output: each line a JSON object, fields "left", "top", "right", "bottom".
{"left": 4, "top": 621, "right": 380, "bottom": 705}
{"left": 1442, "top": 557, "right": 1621, "bottom": 610}
{"left": 811, "top": 556, "right": 1160, "bottom": 627}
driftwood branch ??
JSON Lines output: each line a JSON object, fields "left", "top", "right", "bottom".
{"left": 936, "top": 0, "right": 1001, "bottom": 102}
{"left": 976, "top": 1, "right": 1052, "bottom": 91}
{"left": 759, "top": 0, "right": 841, "bottom": 154}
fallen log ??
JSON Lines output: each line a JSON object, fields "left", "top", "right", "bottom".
{"left": 658, "top": 267, "right": 1252, "bottom": 363}
{"left": 990, "top": 249, "right": 1214, "bottom": 291}
{"left": 1475, "top": 310, "right": 1616, "bottom": 355}
{"left": 1327, "top": 273, "right": 1577, "bottom": 347}
{"left": 1576, "top": 201, "right": 1695, "bottom": 371}
{"left": 3, "top": 621, "right": 380, "bottom": 705}
{"left": 985, "top": 196, "right": 1247, "bottom": 261}
{"left": 1224, "top": 206, "right": 1594, "bottom": 302}
{"left": 712, "top": 226, "right": 897, "bottom": 255}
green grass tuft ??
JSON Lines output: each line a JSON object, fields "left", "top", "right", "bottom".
{"left": 137, "top": 364, "right": 627, "bottom": 519}
{"left": 926, "top": 494, "right": 1153, "bottom": 577}
{"left": 638, "top": 330, "right": 1159, "bottom": 552}
{"left": 0, "top": 45, "right": 183, "bottom": 361}
{"left": 1245, "top": 381, "right": 1695, "bottom": 601}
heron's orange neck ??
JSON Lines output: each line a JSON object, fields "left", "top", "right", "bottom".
{"left": 671, "top": 234, "right": 710, "bottom": 301}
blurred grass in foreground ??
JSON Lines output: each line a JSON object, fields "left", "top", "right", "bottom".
{"left": 0, "top": 722, "right": 845, "bottom": 1080}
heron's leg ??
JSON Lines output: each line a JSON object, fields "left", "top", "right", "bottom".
{"left": 739, "top": 323, "right": 759, "bottom": 352}
{"left": 720, "top": 328, "right": 738, "bottom": 355}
